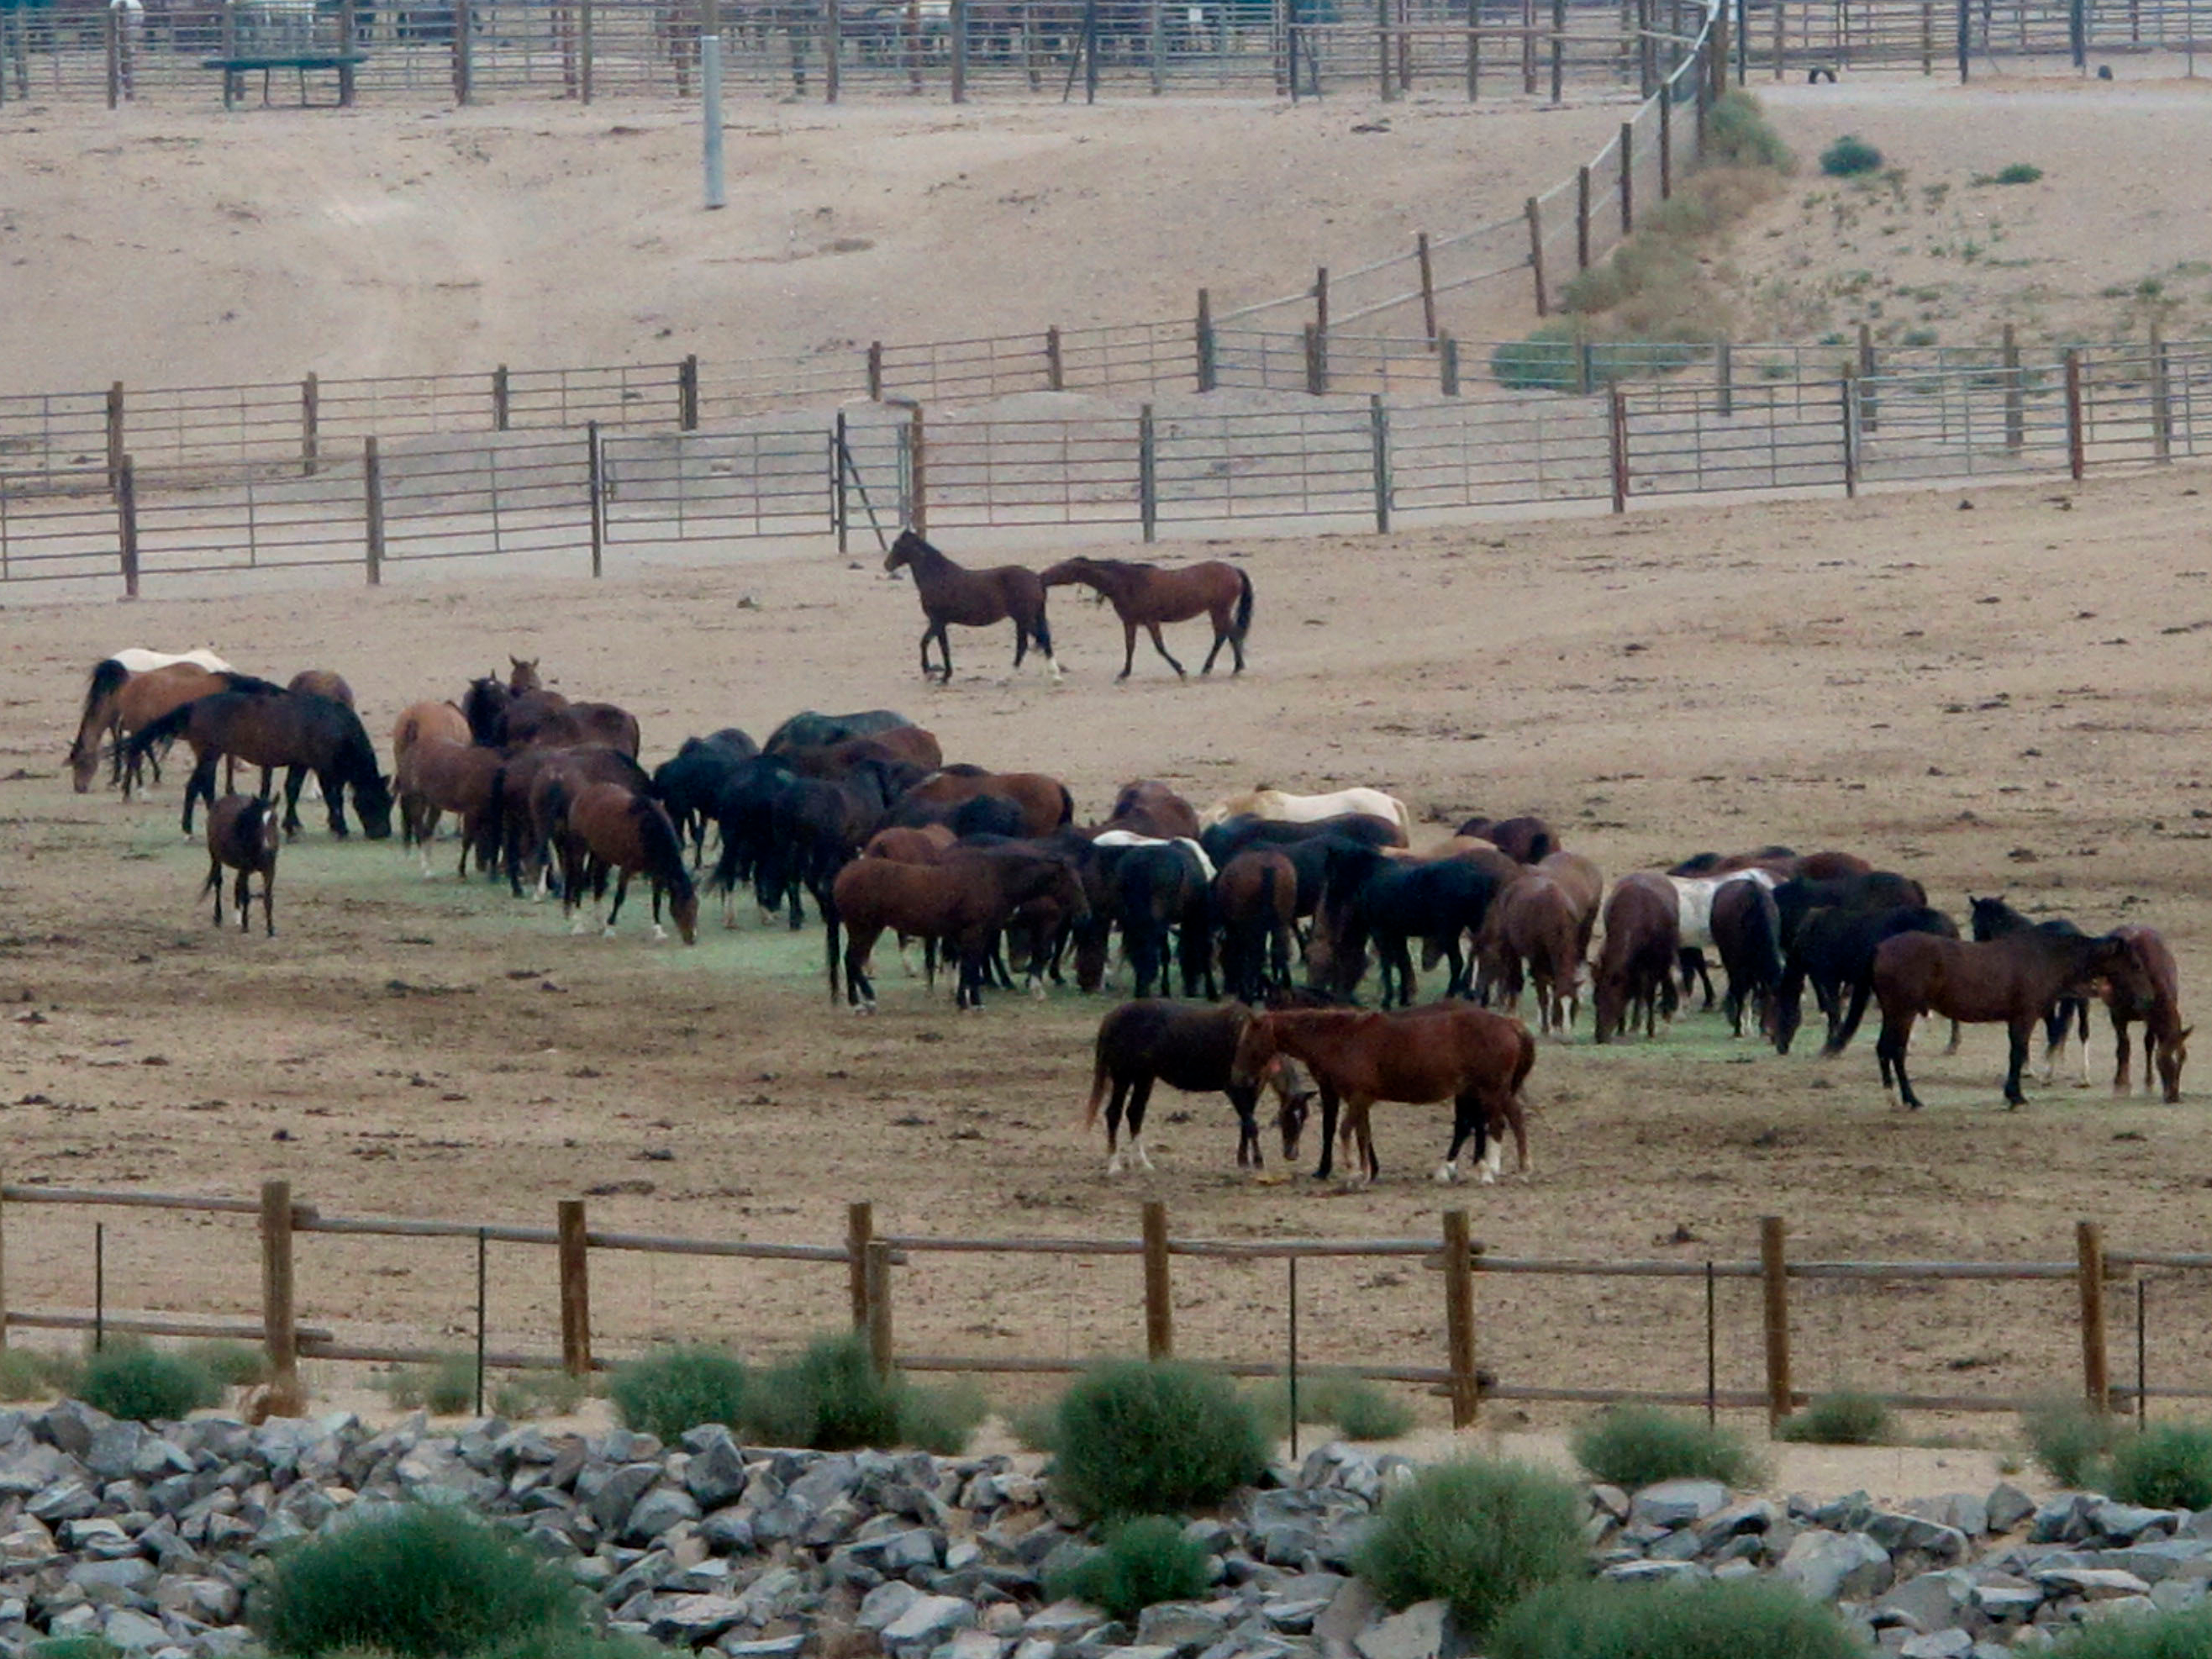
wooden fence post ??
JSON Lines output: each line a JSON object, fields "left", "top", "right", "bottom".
{"left": 867, "top": 342, "right": 885, "bottom": 402}
{"left": 1520, "top": 0, "right": 1535, "bottom": 91}
{"left": 1138, "top": 403, "right": 1158, "bottom": 544}
{"left": 907, "top": 403, "right": 927, "bottom": 534}
{"left": 1149, "top": 0, "right": 1163, "bottom": 92}
{"left": 1549, "top": 0, "right": 1564, "bottom": 100}
{"left": 116, "top": 456, "right": 139, "bottom": 600}
{"left": 1920, "top": 0, "right": 1933, "bottom": 71}
{"left": 106, "top": 381, "right": 124, "bottom": 494}
{"left": 1620, "top": 118, "right": 1634, "bottom": 233}
{"left": 1416, "top": 232, "right": 1438, "bottom": 345}
{"left": 846, "top": 1202, "right": 873, "bottom": 1330}
{"left": 1303, "top": 324, "right": 1326, "bottom": 397}
{"left": 1841, "top": 372, "right": 1859, "bottom": 499}
{"left": 453, "top": 0, "right": 472, "bottom": 103}
{"left": 301, "top": 373, "right": 319, "bottom": 477}
{"left": 0, "top": 1165, "right": 8, "bottom": 1349}
{"left": 1856, "top": 322, "right": 1878, "bottom": 433}
{"left": 2078, "top": 1219, "right": 2110, "bottom": 1412}
{"left": 261, "top": 1180, "right": 303, "bottom": 1416}
{"left": 586, "top": 420, "right": 605, "bottom": 579}
{"left": 1314, "top": 265, "right": 1330, "bottom": 345}
{"left": 2064, "top": 349, "right": 2085, "bottom": 482}
{"left": 2002, "top": 323, "right": 2024, "bottom": 453}
{"left": 865, "top": 1239, "right": 894, "bottom": 1377}
{"left": 679, "top": 355, "right": 700, "bottom": 430}
{"left": 826, "top": 0, "right": 840, "bottom": 101}
{"left": 1142, "top": 1200, "right": 1172, "bottom": 1359}
{"left": 1439, "top": 334, "right": 1460, "bottom": 396}
{"left": 364, "top": 437, "right": 385, "bottom": 586}
{"left": 2150, "top": 321, "right": 2172, "bottom": 462}
{"left": 1464, "top": 8, "right": 1479, "bottom": 98}
{"left": 1195, "top": 289, "right": 1217, "bottom": 392}
{"left": 1525, "top": 197, "right": 1547, "bottom": 317}
{"left": 492, "top": 364, "right": 511, "bottom": 432}
{"left": 951, "top": 0, "right": 968, "bottom": 100}
{"left": 103, "top": 6, "right": 118, "bottom": 107}
{"left": 1045, "top": 326, "right": 1065, "bottom": 392}
{"left": 1658, "top": 88, "right": 1672, "bottom": 198}
{"left": 578, "top": 0, "right": 593, "bottom": 101}
{"left": 1442, "top": 1209, "right": 1478, "bottom": 1428}
{"left": 1576, "top": 165, "right": 1592, "bottom": 271}
{"left": 557, "top": 1199, "right": 591, "bottom": 1378}
{"left": 1715, "top": 337, "right": 1733, "bottom": 418}
{"left": 1772, "top": 0, "right": 1783, "bottom": 76}
{"left": 1607, "top": 386, "right": 1629, "bottom": 512}
{"left": 1377, "top": 0, "right": 1393, "bottom": 99}
{"left": 1369, "top": 394, "right": 1391, "bottom": 534}
{"left": 1759, "top": 1215, "right": 1792, "bottom": 1429}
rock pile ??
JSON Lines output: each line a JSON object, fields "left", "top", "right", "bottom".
{"left": 2, "top": 1400, "right": 2207, "bottom": 1659}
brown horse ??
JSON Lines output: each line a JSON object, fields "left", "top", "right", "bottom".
{"left": 2109, "top": 925, "right": 2189, "bottom": 1102}
{"left": 1103, "top": 779, "right": 1202, "bottom": 841}
{"left": 397, "top": 736, "right": 507, "bottom": 879}
{"left": 1231, "top": 1003, "right": 1534, "bottom": 1184}
{"left": 287, "top": 670, "right": 355, "bottom": 708}
{"left": 507, "top": 656, "right": 543, "bottom": 693}
{"left": 124, "top": 689, "right": 392, "bottom": 840}
{"left": 1480, "top": 875, "right": 1584, "bottom": 1036}
{"left": 784, "top": 726, "right": 945, "bottom": 778}
{"left": 892, "top": 768, "right": 1075, "bottom": 838}
{"left": 883, "top": 529, "right": 1058, "bottom": 683}
{"left": 1086, "top": 1000, "right": 1315, "bottom": 1174}
{"left": 1214, "top": 847, "right": 1298, "bottom": 1003}
{"left": 492, "top": 744, "right": 651, "bottom": 898}
{"left": 462, "top": 677, "right": 643, "bottom": 758}
{"left": 1040, "top": 556, "right": 1253, "bottom": 678}
{"left": 1873, "top": 928, "right": 2136, "bottom": 1110}
{"left": 1456, "top": 815, "right": 1556, "bottom": 864}
{"left": 1535, "top": 850, "right": 1604, "bottom": 955}
{"left": 829, "top": 842, "right": 1088, "bottom": 1009}
{"left": 392, "top": 700, "right": 471, "bottom": 774}
{"left": 71, "top": 662, "right": 278, "bottom": 794}
{"left": 201, "top": 794, "right": 280, "bottom": 937}
{"left": 556, "top": 782, "right": 698, "bottom": 944}
{"left": 1593, "top": 874, "right": 1680, "bottom": 1043}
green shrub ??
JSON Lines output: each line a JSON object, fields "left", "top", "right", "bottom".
{"left": 29, "top": 1641, "right": 127, "bottom": 1659}
{"left": 1009, "top": 1399, "right": 1060, "bottom": 1455}
{"left": 608, "top": 1346, "right": 747, "bottom": 1443}
{"left": 1993, "top": 161, "right": 2044, "bottom": 185}
{"left": 1051, "top": 1358, "right": 1270, "bottom": 1521}
{"left": 896, "top": 1377, "right": 989, "bottom": 1456}
{"left": 755, "top": 1331, "right": 901, "bottom": 1451}
{"left": 0, "top": 1347, "right": 58, "bottom": 1403}
{"left": 2107, "top": 1421, "right": 2212, "bottom": 1511}
{"left": 250, "top": 1504, "right": 584, "bottom": 1658}
{"left": 2023, "top": 1395, "right": 2119, "bottom": 1488}
{"left": 1570, "top": 1405, "right": 1760, "bottom": 1490}
{"left": 1775, "top": 1390, "right": 1895, "bottom": 1446}
{"left": 1491, "top": 324, "right": 1583, "bottom": 392}
{"left": 2046, "top": 1605, "right": 2212, "bottom": 1659}
{"left": 492, "top": 1370, "right": 588, "bottom": 1423}
{"left": 74, "top": 1343, "right": 223, "bottom": 1423}
{"left": 1819, "top": 134, "right": 1884, "bottom": 177}
{"left": 1351, "top": 1459, "right": 1585, "bottom": 1640}
{"left": 1044, "top": 1516, "right": 1211, "bottom": 1622}
{"left": 1707, "top": 90, "right": 1794, "bottom": 172}
{"left": 1252, "top": 1373, "right": 1417, "bottom": 1442}
{"left": 385, "top": 1353, "right": 477, "bottom": 1417}
{"left": 186, "top": 1340, "right": 271, "bottom": 1390}
{"left": 1488, "top": 1577, "right": 1864, "bottom": 1659}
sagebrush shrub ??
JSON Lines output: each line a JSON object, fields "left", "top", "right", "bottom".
{"left": 1044, "top": 1516, "right": 1211, "bottom": 1621}
{"left": 1252, "top": 1373, "right": 1416, "bottom": 1442}
{"left": 385, "top": 1353, "right": 477, "bottom": 1417}
{"left": 1775, "top": 1390, "right": 1895, "bottom": 1446}
{"left": 1051, "top": 1359, "right": 1269, "bottom": 1520}
{"left": 2046, "top": 1604, "right": 2212, "bottom": 1659}
{"left": 1489, "top": 1577, "right": 1864, "bottom": 1659}
{"left": 74, "top": 1343, "right": 222, "bottom": 1423}
{"left": 608, "top": 1346, "right": 747, "bottom": 1443}
{"left": 1820, "top": 134, "right": 1883, "bottom": 176}
{"left": 1351, "top": 1459, "right": 1585, "bottom": 1639}
{"left": 2022, "top": 1395, "right": 2118, "bottom": 1488}
{"left": 1570, "top": 1405, "right": 1760, "bottom": 1489}
{"left": 2107, "top": 1421, "right": 2212, "bottom": 1511}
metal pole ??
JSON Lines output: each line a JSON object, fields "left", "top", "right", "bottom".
{"left": 94, "top": 1224, "right": 106, "bottom": 1353}
{"left": 702, "top": 34, "right": 727, "bottom": 210}
{"left": 2136, "top": 1275, "right": 2146, "bottom": 1430}
{"left": 1288, "top": 1256, "right": 1300, "bottom": 1462}
{"left": 474, "top": 1226, "right": 488, "bottom": 1417}
{"left": 1704, "top": 1259, "right": 1717, "bottom": 1425}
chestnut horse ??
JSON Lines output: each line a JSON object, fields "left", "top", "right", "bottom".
{"left": 1456, "top": 815, "right": 1556, "bottom": 864}
{"left": 1480, "top": 874, "right": 1584, "bottom": 1036}
{"left": 1039, "top": 555, "right": 1253, "bottom": 678}
{"left": 397, "top": 736, "right": 506, "bottom": 879}
{"left": 200, "top": 795, "right": 281, "bottom": 937}
{"left": 1593, "top": 874, "right": 1680, "bottom": 1043}
{"left": 890, "top": 767, "right": 1075, "bottom": 838}
{"left": 555, "top": 782, "right": 698, "bottom": 944}
{"left": 2109, "top": 924, "right": 2189, "bottom": 1103}
{"left": 1231, "top": 1003, "right": 1534, "bottom": 1184}
{"left": 71, "top": 662, "right": 281, "bottom": 794}
{"left": 1103, "top": 779, "right": 1202, "bottom": 841}
{"left": 392, "top": 701, "right": 471, "bottom": 775}
{"left": 1214, "top": 848, "right": 1298, "bottom": 1003}
{"left": 287, "top": 670, "right": 354, "bottom": 708}
{"left": 883, "top": 529, "right": 1058, "bottom": 682}
{"left": 829, "top": 843, "right": 1088, "bottom": 1009}
{"left": 1872, "top": 928, "right": 2136, "bottom": 1110}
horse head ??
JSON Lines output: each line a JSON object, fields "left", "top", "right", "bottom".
{"left": 507, "top": 656, "right": 542, "bottom": 693}
{"left": 2159, "top": 1026, "right": 2192, "bottom": 1103}
{"left": 67, "top": 735, "right": 102, "bottom": 793}
{"left": 884, "top": 529, "right": 925, "bottom": 574}
{"left": 1229, "top": 1013, "right": 1282, "bottom": 1094}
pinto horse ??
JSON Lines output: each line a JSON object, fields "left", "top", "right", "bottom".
{"left": 2109, "top": 925, "right": 2189, "bottom": 1102}
{"left": 883, "top": 529, "right": 1058, "bottom": 683}
{"left": 556, "top": 782, "right": 698, "bottom": 944}
{"left": 1086, "top": 1000, "right": 1314, "bottom": 1173}
{"left": 126, "top": 690, "right": 392, "bottom": 840}
{"left": 200, "top": 795, "right": 280, "bottom": 937}
{"left": 1040, "top": 555, "right": 1253, "bottom": 678}
{"left": 1873, "top": 928, "right": 2136, "bottom": 1110}
{"left": 1232, "top": 1003, "right": 1534, "bottom": 1184}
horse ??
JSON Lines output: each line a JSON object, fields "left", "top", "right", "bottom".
{"left": 1199, "top": 811, "right": 1407, "bottom": 866}
{"left": 889, "top": 768, "right": 1073, "bottom": 839}
{"left": 200, "top": 795, "right": 280, "bottom": 937}
{"left": 1710, "top": 876, "right": 1785, "bottom": 1039}
{"left": 462, "top": 678, "right": 642, "bottom": 757}
{"left": 1773, "top": 871, "right": 1928, "bottom": 949}
{"left": 1091, "top": 835, "right": 1215, "bottom": 1000}
{"left": 551, "top": 782, "right": 698, "bottom": 944}
{"left": 125, "top": 690, "right": 392, "bottom": 840}
{"left": 829, "top": 843, "right": 1088, "bottom": 1009}
{"left": 1214, "top": 848, "right": 1297, "bottom": 1003}
{"left": 1086, "top": 1000, "right": 1314, "bottom": 1173}
{"left": 1533, "top": 850, "right": 1604, "bottom": 956}
{"left": 108, "top": 647, "right": 232, "bottom": 675}
{"left": 782, "top": 726, "right": 942, "bottom": 779}
{"left": 763, "top": 708, "right": 912, "bottom": 753}
{"left": 396, "top": 736, "right": 507, "bottom": 879}
{"left": 1231, "top": 1004, "right": 1534, "bottom": 1184}
{"left": 1309, "top": 842, "right": 1508, "bottom": 1005}
{"left": 1775, "top": 903, "right": 1961, "bottom": 1056}
{"left": 1872, "top": 928, "right": 2136, "bottom": 1110}
{"left": 2108, "top": 925, "right": 2189, "bottom": 1103}
{"left": 1456, "top": 815, "right": 1556, "bottom": 865}
{"left": 1593, "top": 875, "right": 1680, "bottom": 1043}
{"left": 507, "top": 656, "right": 543, "bottom": 693}
{"left": 1477, "top": 875, "right": 1584, "bottom": 1035}
{"left": 491, "top": 745, "right": 651, "bottom": 898}
{"left": 651, "top": 729, "right": 761, "bottom": 865}
{"left": 1039, "top": 555, "right": 1253, "bottom": 678}
{"left": 1103, "top": 779, "right": 1202, "bottom": 841}
{"left": 1667, "top": 869, "right": 1779, "bottom": 1010}
{"left": 767, "top": 759, "right": 914, "bottom": 926}
{"left": 392, "top": 700, "right": 471, "bottom": 776}
{"left": 1968, "top": 894, "right": 2094, "bottom": 1085}
{"left": 287, "top": 669, "right": 354, "bottom": 708}
{"left": 882, "top": 529, "right": 1058, "bottom": 683}
{"left": 71, "top": 662, "right": 280, "bottom": 794}
{"left": 1203, "top": 786, "right": 1411, "bottom": 840}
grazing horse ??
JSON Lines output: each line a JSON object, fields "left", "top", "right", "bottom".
{"left": 200, "top": 795, "right": 280, "bottom": 937}
{"left": 763, "top": 708, "right": 913, "bottom": 753}
{"left": 782, "top": 726, "right": 942, "bottom": 778}
{"left": 1775, "top": 903, "right": 1960, "bottom": 1056}
{"left": 1040, "top": 555, "right": 1254, "bottom": 678}
{"left": 1093, "top": 835, "right": 1215, "bottom": 1000}
{"left": 71, "top": 662, "right": 280, "bottom": 794}
{"left": 1231, "top": 1004, "right": 1534, "bottom": 1184}
{"left": 1310, "top": 842, "right": 1508, "bottom": 1005}
{"left": 1774, "top": 871, "right": 1928, "bottom": 949}
{"left": 890, "top": 767, "right": 1073, "bottom": 838}
{"left": 651, "top": 729, "right": 761, "bottom": 865}
{"left": 1593, "top": 875, "right": 1680, "bottom": 1043}
{"left": 396, "top": 737, "right": 506, "bottom": 878}
{"left": 287, "top": 669, "right": 354, "bottom": 708}
{"left": 1710, "top": 876, "right": 1785, "bottom": 1039}
{"left": 830, "top": 844, "right": 1088, "bottom": 1009}
{"left": 1086, "top": 1000, "right": 1314, "bottom": 1173}
{"left": 1667, "top": 870, "right": 1779, "bottom": 1010}
{"left": 392, "top": 701, "right": 471, "bottom": 775}
{"left": 882, "top": 529, "right": 1058, "bottom": 682}
{"left": 1200, "top": 811, "right": 1407, "bottom": 866}
{"left": 1478, "top": 875, "right": 1584, "bottom": 1035}
{"left": 1872, "top": 928, "right": 2136, "bottom": 1110}
{"left": 1103, "top": 779, "right": 1202, "bottom": 841}
{"left": 2108, "top": 925, "right": 2189, "bottom": 1103}
{"left": 1968, "top": 895, "right": 2094, "bottom": 1085}
{"left": 1214, "top": 849, "right": 1298, "bottom": 1003}
{"left": 555, "top": 782, "right": 698, "bottom": 944}
{"left": 491, "top": 745, "right": 652, "bottom": 898}
{"left": 1203, "top": 786, "right": 1411, "bottom": 840}
{"left": 1456, "top": 815, "right": 1556, "bottom": 865}
{"left": 126, "top": 690, "right": 392, "bottom": 840}
{"left": 1533, "top": 851, "right": 1604, "bottom": 956}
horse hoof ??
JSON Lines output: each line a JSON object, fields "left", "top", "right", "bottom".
{"left": 650, "top": 925, "right": 667, "bottom": 943}
{"left": 1431, "top": 1162, "right": 1456, "bottom": 1185}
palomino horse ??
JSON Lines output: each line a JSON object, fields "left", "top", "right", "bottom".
{"left": 126, "top": 689, "right": 392, "bottom": 840}
{"left": 1872, "top": 928, "right": 2136, "bottom": 1110}
{"left": 2109, "top": 924, "right": 2189, "bottom": 1102}
{"left": 1203, "top": 786, "right": 1411, "bottom": 840}
{"left": 882, "top": 529, "right": 1058, "bottom": 682}
{"left": 1231, "top": 1003, "right": 1534, "bottom": 1184}
{"left": 71, "top": 662, "right": 280, "bottom": 793}
{"left": 556, "top": 782, "right": 698, "bottom": 944}
{"left": 1086, "top": 1000, "right": 1314, "bottom": 1174}
{"left": 1593, "top": 874, "right": 1680, "bottom": 1043}
{"left": 200, "top": 794, "right": 280, "bottom": 937}
{"left": 1039, "top": 556, "right": 1254, "bottom": 678}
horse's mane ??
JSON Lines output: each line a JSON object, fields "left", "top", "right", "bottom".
{"left": 219, "top": 672, "right": 287, "bottom": 697}
{"left": 629, "top": 795, "right": 695, "bottom": 903}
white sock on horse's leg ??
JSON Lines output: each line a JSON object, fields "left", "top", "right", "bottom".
{"left": 1135, "top": 1134, "right": 1154, "bottom": 1171}
{"left": 1107, "top": 1146, "right": 1124, "bottom": 1177}
{"left": 650, "top": 923, "right": 667, "bottom": 943}
{"left": 1432, "top": 1160, "right": 1457, "bottom": 1184}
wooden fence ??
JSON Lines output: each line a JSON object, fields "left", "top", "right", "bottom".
{"left": 3, "top": 1178, "right": 2207, "bottom": 1427}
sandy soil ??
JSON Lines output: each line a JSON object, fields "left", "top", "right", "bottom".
{"left": 3, "top": 462, "right": 2209, "bottom": 1456}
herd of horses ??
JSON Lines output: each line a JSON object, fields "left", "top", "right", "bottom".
{"left": 65, "top": 610, "right": 2191, "bottom": 1189}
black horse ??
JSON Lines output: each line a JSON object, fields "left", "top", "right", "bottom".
{"left": 1969, "top": 894, "right": 2094, "bottom": 1083}
{"left": 127, "top": 690, "right": 392, "bottom": 840}
{"left": 766, "top": 758, "right": 911, "bottom": 928}
{"left": 651, "top": 729, "right": 760, "bottom": 866}
{"left": 1085, "top": 1000, "right": 1314, "bottom": 1172}
{"left": 1309, "top": 843, "right": 1508, "bottom": 1005}
{"left": 762, "top": 708, "right": 911, "bottom": 754}
{"left": 1710, "top": 877, "right": 1785, "bottom": 1039}
{"left": 1775, "top": 903, "right": 1961, "bottom": 1056}
{"left": 1091, "top": 839, "right": 1215, "bottom": 1001}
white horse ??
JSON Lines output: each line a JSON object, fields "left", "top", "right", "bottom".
{"left": 109, "top": 647, "right": 233, "bottom": 674}
{"left": 1199, "top": 785, "right": 1411, "bottom": 838}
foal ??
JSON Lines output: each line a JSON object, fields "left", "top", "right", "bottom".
{"left": 202, "top": 795, "right": 280, "bottom": 936}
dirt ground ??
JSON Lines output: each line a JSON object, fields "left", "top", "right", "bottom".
{"left": 3, "top": 462, "right": 2209, "bottom": 1446}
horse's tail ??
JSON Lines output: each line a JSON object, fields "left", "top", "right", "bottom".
{"left": 1031, "top": 601, "right": 1053, "bottom": 658}
{"left": 1233, "top": 568, "right": 1255, "bottom": 640}
{"left": 1085, "top": 1022, "right": 1114, "bottom": 1127}
{"left": 80, "top": 659, "right": 129, "bottom": 733}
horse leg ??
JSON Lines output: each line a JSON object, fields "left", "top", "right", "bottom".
{"left": 917, "top": 625, "right": 936, "bottom": 680}
{"left": 1229, "top": 1083, "right": 1261, "bottom": 1170}
{"left": 207, "top": 856, "right": 224, "bottom": 928}
{"left": 2073, "top": 998, "right": 2093, "bottom": 1087}
{"left": 182, "top": 754, "right": 215, "bottom": 837}
{"left": 1312, "top": 1086, "right": 1340, "bottom": 1180}
{"left": 234, "top": 868, "right": 251, "bottom": 935}
{"left": 1439, "top": 1090, "right": 1479, "bottom": 1184}
{"left": 1943, "top": 1018, "right": 1962, "bottom": 1055}
{"left": 2039, "top": 1003, "right": 2067, "bottom": 1083}
{"left": 1127, "top": 1077, "right": 1156, "bottom": 1172}
{"left": 261, "top": 866, "right": 276, "bottom": 937}
{"left": 319, "top": 767, "right": 347, "bottom": 838}
{"left": 1146, "top": 624, "right": 1186, "bottom": 678}
{"left": 1201, "top": 612, "right": 1229, "bottom": 675}
{"left": 1104, "top": 1079, "right": 1130, "bottom": 1174}
{"left": 2112, "top": 1008, "right": 2134, "bottom": 1094}
{"left": 1878, "top": 1010, "right": 1921, "bottom": 1109}
{"left": 2004, "top": 1017, "right": 2032, "bottom": 1109}
{"left": 1119, "top": 621, "right": 1138, "bottom": 681}
{"left": 1824, "top": 977, "right": 1876, "bottom": 1056}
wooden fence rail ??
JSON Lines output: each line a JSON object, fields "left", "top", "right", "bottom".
{"left": 3, "top": 1179, "right": 2208, "bottom": 1427}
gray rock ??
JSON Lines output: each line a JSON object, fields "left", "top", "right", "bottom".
{"left": 1878, "top": 1570, "right": 1973, "bottom": 1634}
{"left": 1025, "top": 1599, "right": 1109, "bottom": 1637}
{"left": 861, "top": 1580, "right": 929, "bottom": 1633}
{"left": 1778, "top": 1530, "right": 1894, "bottom": 1602}
{"left": 684, "top": 1431, "right": 750, "bottom": 1511}
{"left": 1297, "top": 1445, "right": 1382, "bottom": 1507}
{"left": 582, "top": 1462, "right": 663, "bottom": 1534}
{"left": 1010, "top": 1642, "right": 1058, "bottom": 1659}
{"left": 1095, "top": 1649, "right": 1177, "bottom": 1659}
{"left": 1905, "top": 1493, "right": 1989, "bottom": 1540}
{"left": 935, "top": 1630, "right": 1005, "bottom": 1659}
{"left": 1137, "top": 1603, "right": 1230, "bottom": 1653}
{"left": 648, "top": 1593, "right": 749, "bottom": 1643}
{"left": 2086, "top": 1502, "right": 2175, "bottom": 1544}
{"left": 40, "top": 1401, "right": 113, "bottom": 1460}
{"left": 1898, "top": 1632, "right": 1975, "bottom": 1659}
{"left": 1602, "top": 1559, "right": 1708, "bottom": 1584}
{"left": 720, "top": 1638, "right": 807, "bottom": 1659}
{"left": 100, "top": 1608, "right": 173, "bottom": 1651}
{"left": 29, "top": 1480, "right": 100, "bottom": 1524}
{"left": 1259, "top": 1598, "right": 1330, "bottom": 1634}
{"left": 852, "top": 1527, "right": 940, "bottom": 1574}
{"left": 1865, "top": 1512, "right": 1969, "bottom": 1563}
{"left": 67, "top": 1557, "right": 160, "bottom": 1598}
{"left": 1354, "top": 1598, "right": 1453, "bottom": 1659}
{"left": 626, "top": 1486, "right": 703, "bottom": 1544}
{"left": 881, "top": 1593, "right": 978, "bottom": 1653}
{"left": 732, "top": 1563, "right": 808, "bottom": 1625}
{"left": 1630, "top": 1479, "right": 1728, "bottom": 1529}
{"left": 1695, "top": 1499, "right": 1776, "bottom": 1547}
{"left": 2031, "top": 1567, "right": 2152, "bottom": 1599}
